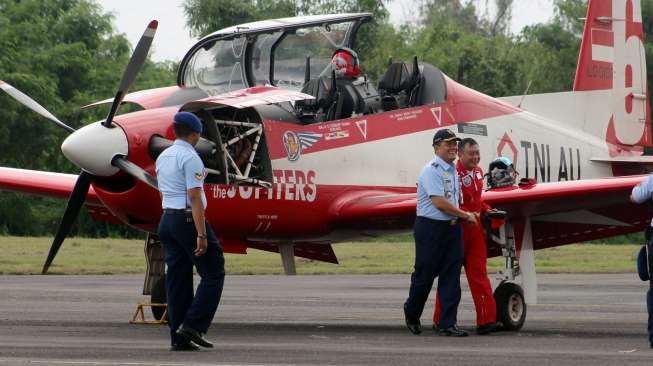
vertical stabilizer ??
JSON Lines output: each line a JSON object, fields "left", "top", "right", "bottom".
{"left": 574, "top": 0, "right": 649, "bottom": 148}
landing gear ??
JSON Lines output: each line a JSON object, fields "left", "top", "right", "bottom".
{"left": 278, "top": 243, "right": 297, "bottom": 275}
{"left": 494, "top": 281, "right": 526, "bottom": 331}
{"left": 486, "top": 212, "right": 530, "bottom": 331}
{"left": 142, "top": 234, "right": 167, "bottom": 320}
{"left": 150, "top": 276, "right": 167, "bottom": 321}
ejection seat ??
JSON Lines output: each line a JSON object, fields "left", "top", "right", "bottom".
{"left": 377, "top": 56, "right": 423, "bottom": 111}
{"left": 296, "top": 70, "right": 365, "bottom": 123}
{"left": 295, "top": 76, "right": 333, "bottom": 123}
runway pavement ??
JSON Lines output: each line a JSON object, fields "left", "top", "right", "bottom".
{"left": 0, "top": 273, "right": 651, "bottom": 365}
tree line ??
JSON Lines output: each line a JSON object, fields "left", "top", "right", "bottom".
{"left": 0, "top": 0, "right": 651, "bottom": 240}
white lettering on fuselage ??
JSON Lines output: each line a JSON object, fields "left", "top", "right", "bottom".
{"left": 209, "top": 170, "right": 317, "bottom": 202}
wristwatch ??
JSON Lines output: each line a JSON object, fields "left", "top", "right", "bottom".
{"left": 197, "top": 234, "right": 207, "bottom": 239}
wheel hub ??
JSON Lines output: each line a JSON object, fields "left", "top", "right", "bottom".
{"left": 508, "top": 293, "right": 524, "bottom": 322}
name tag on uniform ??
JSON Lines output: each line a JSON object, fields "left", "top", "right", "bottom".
{"left": 444, "top": 178, "right": 453, "bottom": 191}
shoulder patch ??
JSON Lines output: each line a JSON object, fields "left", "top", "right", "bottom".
{"left": 462, "top": 175, "right": 472, "bottom": 187}
{"left": 195, "top": 168, "right": 207, "bottom": 181}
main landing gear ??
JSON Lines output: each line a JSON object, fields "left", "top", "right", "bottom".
{"left": 486, "top": 212, "right": 529, "bottom": 331}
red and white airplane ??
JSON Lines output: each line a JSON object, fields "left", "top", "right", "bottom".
{"left": 0, "top": 0, "right": 649, "bottom": 329}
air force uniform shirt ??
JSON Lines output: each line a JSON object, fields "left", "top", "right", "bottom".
{"left": 632, "top": 173, "right": 653, "bottom": 226}
{"left": 416, "top": 155, "right": 460, "bottom": 220}
{"left": 156, "top": 139, "right": 207, "bottom": 209}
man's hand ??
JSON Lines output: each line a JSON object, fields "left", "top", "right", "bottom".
{"left": 195, "top": 237, "right": 207, "bottom": 256}
{"left": 463, "top": 211, "right": 477, "bottom": 224}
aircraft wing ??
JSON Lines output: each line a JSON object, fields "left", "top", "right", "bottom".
{"left": 329, "top": 175, "right": 651, "bottom": 253}
{"left": 328, "top": 190, "right": 417, "bottom": 231}
{"left": 0, "top": 167, "right": 120, "bottom": 222}
{"left": 0, "top": 167, "right": 99, "bottom": 202}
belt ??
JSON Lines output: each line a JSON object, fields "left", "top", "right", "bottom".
{"left": 417, "top": 216, "right": 459, "bottom": 226}
{"left": 163, "top": 208, "right": 192, "bottom": 215}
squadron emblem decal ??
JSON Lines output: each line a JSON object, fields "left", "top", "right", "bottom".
{"left": 283, "top": 131, "right": 322, "bottom": 161}
{"left": 462, "top": 175, "right": 472, "bottom": 187}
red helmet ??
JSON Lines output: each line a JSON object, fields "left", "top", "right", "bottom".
{"left": 331, "top": 48, "right": 361, "bottom": 79}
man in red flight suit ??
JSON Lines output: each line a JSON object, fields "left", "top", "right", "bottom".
{"left": 433, "top": 138, "right": 499, "bottom": 335}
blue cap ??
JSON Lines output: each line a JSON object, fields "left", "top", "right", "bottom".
{"left": 173, "top": 112, "right": 202, "bottom": 134}
{"left": 432, "top": 129, "right": 461, "bottom": 145}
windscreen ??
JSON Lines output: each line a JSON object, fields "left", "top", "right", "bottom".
{"left": 183, "top": 36, "right": 247, "bottom": 96}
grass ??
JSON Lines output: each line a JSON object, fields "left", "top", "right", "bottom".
{"left": 0, "top": 236, "right": 643, "bottom": 275}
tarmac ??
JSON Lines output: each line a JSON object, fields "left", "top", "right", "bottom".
{"left": 0, "top": 273, "right": 651, "bottom": 365}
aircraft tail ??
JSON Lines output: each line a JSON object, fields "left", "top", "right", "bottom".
{"left": 573, "top": 0, "right": 650, "bottom": 148}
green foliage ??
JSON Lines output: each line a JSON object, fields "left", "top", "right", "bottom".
{"left": 183, "top": 0, "right": 298, "bottom": 38}
{"left": 0, "top": 0, "right": 174, "bottom": 237}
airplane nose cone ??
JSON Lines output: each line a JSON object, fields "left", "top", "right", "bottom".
{"left": 61, "top": 122, "right": 128, "bottom": 176}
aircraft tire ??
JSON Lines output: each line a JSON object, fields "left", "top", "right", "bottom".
{"left": 151, "top": 275, "right": 167, "bottom": 321}
{"left": 494, "top": 281, "right": 526, "bottom": 331}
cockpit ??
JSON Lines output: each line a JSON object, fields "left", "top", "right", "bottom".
{"left": 171, "top": 14, "right": 448, "bottom": 187}
{"left": 178, "top": 13, "right": 448, "bottom": 124}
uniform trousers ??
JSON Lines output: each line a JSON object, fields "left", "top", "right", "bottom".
{"left": 404, "top": 216, "right": 463, "bottom": 329}
{"left": 433, "top": 219, "right": 497, "bottom": 327}
{"left": 158, "top": 211, "right": 225, "bottom": 346}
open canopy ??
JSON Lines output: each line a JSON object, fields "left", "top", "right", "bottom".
{"left": 177, "top": 14, "right": 372, "bottom": 96}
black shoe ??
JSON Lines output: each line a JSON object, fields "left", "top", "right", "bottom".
{"left": 405, "top": 319, "right": 422, "bottom": 335}
{"left": 476, "top": 323, "right": 500, "bottom": 335}
{"left": 403, "top": 304, "right": 421, "bottom": 335}
{"left": 438, "top": 325, "right": 469, "bottom": 337}
{"left": 176, "top": 325, "right": 214, "bottom": 348}
{"left": 170, "top": 342, "right": 200, "bottom": 351}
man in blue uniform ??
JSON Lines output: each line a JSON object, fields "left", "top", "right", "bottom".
{"left": 404, "top": 128, "right": 477, "bottom": 337}
{"left": 631, "top": 174, "right": 653, "bottom": 349}
{"left": 156, "top": 111, "right": 225, "bottom": 351}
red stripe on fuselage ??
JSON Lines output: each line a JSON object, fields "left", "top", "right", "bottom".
{"left": 265, "top": 78, "right": 521, "bottom": 160}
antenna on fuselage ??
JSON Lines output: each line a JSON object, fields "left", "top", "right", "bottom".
{"left": 517, "top": 80, "right": 533, "bottom": 109}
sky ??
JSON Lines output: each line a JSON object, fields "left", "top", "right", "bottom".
{"left": 97, "top": 0, "right": 556, "bottom": 63}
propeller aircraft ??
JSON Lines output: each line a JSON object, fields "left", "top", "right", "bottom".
{"left": 0, "top": 0, "right": 650, "bottom": 330}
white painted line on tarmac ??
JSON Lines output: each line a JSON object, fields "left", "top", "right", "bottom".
{"left": 0, "top": 360, "right": 298, "bottom": 366}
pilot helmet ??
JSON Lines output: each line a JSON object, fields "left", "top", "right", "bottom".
{"left": 487, "top": 157, "right": 518, "bottom": 189}
{"left": 331, "top": 47, "right": 361, "bottom": 79}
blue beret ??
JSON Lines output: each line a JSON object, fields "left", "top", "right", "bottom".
{"left": 637, "top": 245, "right": 650, "bottom": 281}
{"left": 173, "top": 112, "right": 202, "bottom": 134}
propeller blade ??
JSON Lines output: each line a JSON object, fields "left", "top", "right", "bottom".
{"left": 112, "top": 156, "right": 158, "bottom": 190}
{"left": 42, "top": 171, "right": 92, "bottom": 274}
{"left": 0, "top": 80, "right": 75, "bottom": 133}
{"left": 102, "top": 20, "right": 158, "bottom": 128}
